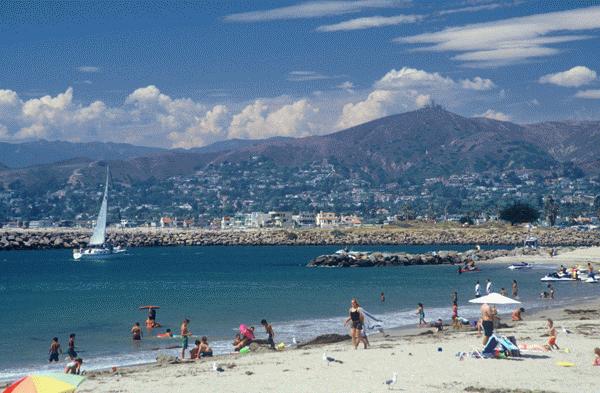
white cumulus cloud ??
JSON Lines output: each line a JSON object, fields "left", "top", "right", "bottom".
{"left": 539, "top": 66, "right": 597, "bottom": 87}
{"left": 375, "top": 67, "right": 455, "bottom": 89}
{"left": 460, "top": 77, "right": 496, "bottom": 90}
{"left": 337, "top": 89, "right": 396, "bottom": 128}
{"left": 476, "top": 109, "right": 511, "bottom": 121}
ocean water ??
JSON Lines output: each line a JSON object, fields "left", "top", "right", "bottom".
{"left": 0, "top": 245, "right": 596, "bottom": 381}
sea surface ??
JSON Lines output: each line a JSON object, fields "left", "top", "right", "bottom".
{"left": 0, "top": 245, "right": 596, "bottom": 381}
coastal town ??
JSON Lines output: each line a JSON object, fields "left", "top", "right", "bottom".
{"left": 2, "top": 163, "right": 600, "bottom": 231}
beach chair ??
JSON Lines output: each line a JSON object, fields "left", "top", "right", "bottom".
{"left": 497, "top": 335, "right": 521, "bottom": 357}
{"left": 481, "top": 335, "right": 499, "bottom": 358}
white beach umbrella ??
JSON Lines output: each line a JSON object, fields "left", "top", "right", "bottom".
{"left": 468, "top": 292, "right": 521, "bottom": 305}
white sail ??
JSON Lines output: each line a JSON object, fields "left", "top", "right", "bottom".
{"left": 89, "top": 169, "right": 109, "bottom": 246}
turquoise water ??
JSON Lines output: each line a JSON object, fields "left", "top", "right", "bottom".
{"left": 0, "top": 245, "right": 595, "bottom": 381}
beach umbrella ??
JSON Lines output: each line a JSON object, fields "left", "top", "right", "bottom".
{"left": 239, "top": 324, "right": 255, "bottom": 340}
{"left": 468, "top": 292, "right": 521, "bottom": 305}
{"left": 3, "top": 373, "right": 85, "bottom": 393}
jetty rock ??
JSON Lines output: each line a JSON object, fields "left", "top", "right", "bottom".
{"left": 307, "top": 248, "right": 520, "bottom": 268}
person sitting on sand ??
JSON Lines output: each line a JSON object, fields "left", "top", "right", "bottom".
{"left": 512, "top": 307, "right": 525, "bottom": 321}
{"left": 199, "top": 336, "right": 213, "bottom": 358}
{"left": 64, "top": 357, "right": 83, "bottom": 374}
{"left": 432, "top": 318, "right": 444, "bottom": 332}
{"left": 344, "top": 298, "right": 366, "bottom": 350}
{"left": 416, "top": 303, "right": 427, "bottom": 327}
{"left": 545, "top": 319, "right": 559, "bottom": 350}
{"left": 593, "top": 348, "right": 600, "bottom": 366}
{"left": 190, "top": 339, "right": 201, "bottom": 359}
{"left": 131, "top": 322, "right": 142, "bottom": 341}
{"left": 232, "top": 333, "right": 243, "bottom": 351}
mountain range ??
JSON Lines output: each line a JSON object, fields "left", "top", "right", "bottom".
{"left": 0, "top": 106, "right": 599, "bottom": 191}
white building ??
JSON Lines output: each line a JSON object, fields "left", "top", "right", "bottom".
{"left": 316, "top": 211, "right": 337, "bottom": 228}
{"left": 293, "top": 212, "right": 316, "bottom": 227}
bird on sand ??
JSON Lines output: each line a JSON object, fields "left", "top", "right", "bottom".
{"left": 322, "top": 352, "right": 343, "bottom": 365}
{"left": 212, "top": 362, "right": 224, "bottom": 372}
{"left": 384, "top": 372, "right": 397, "bottom": 389}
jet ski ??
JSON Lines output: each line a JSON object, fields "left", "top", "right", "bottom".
{"left": 508, "top": 262, "right": 532, "bottom": 270}
{"left": 458, "top": 266, "right": 480, "bottom": 273}
{"left": 540, "top": 272, "right": 576, "bottom": 282}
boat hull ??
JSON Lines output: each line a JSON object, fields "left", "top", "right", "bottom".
{"left": 73, "top": 247, "right": 126, "bottom": 260}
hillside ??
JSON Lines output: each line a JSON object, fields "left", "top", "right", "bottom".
{"left": 0, "top": 106, "right": 599, "bottom": 191}
{"left": 0, "top": 140, "right": 166, "bottom": 168}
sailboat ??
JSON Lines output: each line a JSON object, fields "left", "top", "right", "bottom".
{"left": 73, "top": 167, "right": 126, "bottom": 260}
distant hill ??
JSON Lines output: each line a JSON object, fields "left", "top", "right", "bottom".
{"left": 1, "top": 107, "right": 599, "bottom": 191}
{"left": 0, "top": 140, "right": 166, "bottom": 168}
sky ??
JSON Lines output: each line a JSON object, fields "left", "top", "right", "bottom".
{"left": 0, "top": 0, "right": 599, "bottom": 148}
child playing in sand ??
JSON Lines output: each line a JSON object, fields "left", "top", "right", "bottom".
{"left": 261, "top": 319, "right": 275, "bottom": 350}
{"left": 48, "top": 337, "right": 61, "bottom": 363}
{"left": 64, "top": 357, "right": 83, "bottom": 374}
{"left": 545, "top": 319, "right": 559, "bottom": 350}
{"left": 594, "top": 348, "right": 600, "bottom": 366}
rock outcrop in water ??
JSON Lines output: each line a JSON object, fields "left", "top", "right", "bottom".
{"left": 0, "top": 227, "right": 599, "bottom": 251}
{"left": 307, "top": 248, "right": 540, "bottom": 268}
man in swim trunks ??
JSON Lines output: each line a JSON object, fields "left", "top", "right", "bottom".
{"left": 49, "top": 337, "right": 61, "bottom": 363}
{"left": 131, "top": 322, "right": 142, "bottom": 341}
{"left": 180, "top": 319, "right": 191, "bottom": 359}
{"left": 480, "top": 302, "right": 494, "bottom": 346}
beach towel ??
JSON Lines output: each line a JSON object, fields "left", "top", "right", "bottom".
{"left": 360, "top": 308, "right": 384, "bottom": 335}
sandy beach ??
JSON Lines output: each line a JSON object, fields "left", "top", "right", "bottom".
{"left": 75, "top": 300, "right": 600, "bottom": 393}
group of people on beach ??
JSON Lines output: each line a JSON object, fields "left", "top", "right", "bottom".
{"left": 48, "top": 334, "right": 83, "bottom": 375}
{"left": 129, "top": 314, "right": 277, "bottom": 360}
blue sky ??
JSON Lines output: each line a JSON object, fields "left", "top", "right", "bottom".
{"left": 0, "top": 0, "right": 599, "bottom": 147}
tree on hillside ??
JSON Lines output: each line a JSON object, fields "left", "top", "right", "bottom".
{"left": 499, "top": 202, "right": 540, "bottom": 225}
{"left": 543, "top": 195, "right": 559, "bottom": 226}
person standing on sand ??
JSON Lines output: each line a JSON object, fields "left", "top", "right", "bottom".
{"left": 344, "top": 298, "right": 365, "bottom": 350}
{"left": 49, "top": 337, "right": 61, "bottom": 363}
{"left": 180, "top": 319, "right": 191, "bottom": 359}
{"left": 480, "top": 303, "right": 494, "bottom": 346}
{"left": 131, "top": 322, "right": 142, "bottom": 341}
{"left": 261, "top": 319, "right": 275, "bottom": 350}
{"left": 545, "top": 319, "right": 559, "bottom": 350}
{"left": 486, "top": 279, "right": 492, "bottom": 295}
{"left": 416, "top": 303, "right": 426, "bottom": 326}
{"left": 512, "top": 280, "right": 518, "bottom": 298}
{"left": 475, "top": 281, "right": 481, "bottom": 298}
{"left": 452, "top": 302, "right": 459, "bottom": 329}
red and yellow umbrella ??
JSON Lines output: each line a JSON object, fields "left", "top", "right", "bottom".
{"left": 3, "top": 373, "right": 85, "bottom": 393}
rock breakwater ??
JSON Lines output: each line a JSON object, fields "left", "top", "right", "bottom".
{"left": 1, "top": 226, "right": 599, "bottom": 251}
{"left": 306, "top": 248, "right": 522, "bottom": 268}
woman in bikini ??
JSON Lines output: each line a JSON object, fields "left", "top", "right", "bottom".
{"left": 344, "top": 298, "right": 365, "bottom": 350}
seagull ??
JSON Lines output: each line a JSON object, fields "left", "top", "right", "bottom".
{"left": 384, "top": 372, "right": 397, "bottom": 390}
{"left": 292, "top": 337, "right": 298, "bottom": 345}
{"left": 561, "top": 327, "right": 572, "bottom": 334}
{"left": 212, "top": 362, "right": 224, "bottom": 373}
{"left": 322, "top": 352, "right": 343, "bottom": 365}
